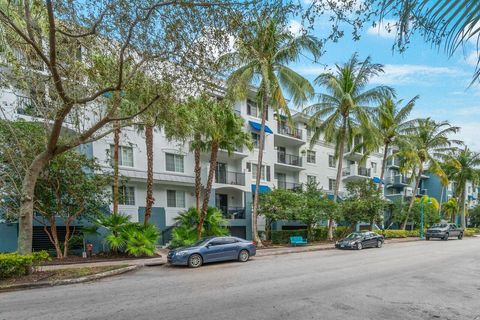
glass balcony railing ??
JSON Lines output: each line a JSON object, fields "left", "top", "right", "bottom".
{"left": 277, "top": 152, "right": 303, "bottom": 167}
{"left": 277, "top": 181, "right": 302, "bottom": 191}
{"left": 277, "top": 124, "right": 303, "bottom": 140}
{"left": 216, "top": 206, "right": 246, "bottom": 219}
{"left": 215, "top": 170, "right": 245, "bottom": 186}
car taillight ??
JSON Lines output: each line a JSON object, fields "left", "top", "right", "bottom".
{"left": 251, "top": 241, "right": 257, "bottom": 246}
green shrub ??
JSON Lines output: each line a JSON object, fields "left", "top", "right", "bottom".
{"left": 334, "top": 226, "right": 351, "bottom": 239}
{"left": 406, "top": 230, "right": 420, "bottom": 237}
{"left": 377, "top": 230, "right": 407, "bottom": 238}
{"left": 0, "top": 251, "right": 50, "bottom": 279}
{"left": 124, "top": 224, "right": 160, "bottom": 257}
{"left": 464, "top": 228, "right": 477, "bottom": 237}
{"left": 271, "top": 230, "right": 308, "bottom": 244}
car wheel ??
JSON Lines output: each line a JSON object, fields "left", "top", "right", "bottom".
{"left": 376, "top": 240, "right": 383, "bottom": 248}
{"left": 188, "top": 254, "right": 203, "bottom": 268}
{"left": 238, "top": 249, "right": 250, "bottom": 262}
{"left": 443, "top": 233, "right": 449, "bottom": 241}
{"left": 458, "top": 232, "right": 463, "bottom": 240}
{"left": 356, "top": 242, "right": 363, "bottom": 250}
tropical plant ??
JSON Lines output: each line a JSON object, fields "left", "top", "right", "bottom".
{"left": 171, "top": 207, "right": 229, "bottom": 248}
{"left": 442, "top": 147, "right": 480, "bottom": 227}
{"left": 357, "top": 96, "right": 418, "bottom": 185}
{"left": 396, "top": 118, "right": 461, "bottom": 229}
{"left": 222, "top": 15, "right": 322, "bottom": 243}
{"left": 442, "top": 198, "right": 458, "bottom": 222}
{"left": 124, "top": 224, "right": 160, "bottom": 257}
{"left": 97, "top": 214, "right": 132, "bottom": 252}
{"left": 304, "top": 54, "right": 394, "bottom": 240}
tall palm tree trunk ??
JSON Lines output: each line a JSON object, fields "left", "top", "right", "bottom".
{"left": 330, "top": 117, "right": 347, "bottom": 240}
{"left": 402, "top": 163, "right": 424, "bottom": 230}
{"left": 198, "top": 140, "right": 220, "bottom": 239}
{"left": 460, "top": 186, "right": 466, "bottom": 228}
{"left": 194, "top": 134, "right": 202, "bottom": 214}
{"left": 380, "top": 142, "right": 389, "bottom": 186}
{"left": 112, "top": 121, "right": 120, "bottom": 215}
{"left": 144, "top": 125, "right": 154, "bottom": 226}
{"left": 252, "top": 98, "right": 268, "bottom": 245}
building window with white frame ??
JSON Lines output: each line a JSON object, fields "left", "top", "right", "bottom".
{"left": 328, "top": 179, "right": 336, "bottom": 191}
{"left": 166, "top": 153, "right": 184, "bottom": 173}
{"left": 167, "top": 190, "right": 186, "bottom": 208}
{"left": 371, "top": 162, "right": 377, "bottom": 174}
{"left": 307, "top": 175, "right": 316, "bottom": 184}
{"left": 110, "top": 145, "right": 134, "bottom": 167}
{"left": 115, "top": 186, "right": 135, "bottom": 205}
{"left": 251, "top": 132, "right": 260, "bottom": 148}
{"left": 307, "top": 150, "right": 316, "bottom": 163}
{"left": 328, "top": 155, "right": 336, "bottom": 168}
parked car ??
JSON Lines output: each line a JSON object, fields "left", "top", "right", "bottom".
{"left": 426, "top": 223, "right": 464, "bottom": 240}
{"left": 335, "top": 231, "right": 384, "bottom": 250}
{"left": 167, "top": 236, "right": 256, "bottom": 268}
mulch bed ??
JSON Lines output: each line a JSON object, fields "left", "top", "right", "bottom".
{"left": 0, "top": 265, "right": 127, "bottom": 288}
{"left": 42, "top": 252, "right": 162, "bottom": 266}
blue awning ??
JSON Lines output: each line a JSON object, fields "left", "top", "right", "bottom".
{"left": 327, "top": 194, "right": 343, "bottom": 202}
{"left": 251, "top": 184, "right": 272, "bottom": 194}
{"left": 249, "top": 121, "right": 273, "bottom": 134}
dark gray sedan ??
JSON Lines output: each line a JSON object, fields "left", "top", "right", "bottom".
{"left": 167, "top": 236, "right": 256, "bottom": 268}
{"left": 335, "top": 231, "right": 384, "bottom": 250}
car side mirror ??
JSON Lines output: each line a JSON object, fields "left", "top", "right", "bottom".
{"left": 206, "top": 244, "right": 211, "bottom": 248}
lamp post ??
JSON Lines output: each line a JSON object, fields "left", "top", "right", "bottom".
{"left": 419, "top": 196, "right": 432, "bottom": 240}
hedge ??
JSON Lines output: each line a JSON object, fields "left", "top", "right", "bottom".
{"left": 0, "top": 251, "right": 50, "bottom": 279}
{"left": 464, "top": 228, "right": 479, "bottom": 237}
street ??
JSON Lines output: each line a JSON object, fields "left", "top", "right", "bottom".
{"left": 1, "top": 238, "right": 480, "bottom": 320}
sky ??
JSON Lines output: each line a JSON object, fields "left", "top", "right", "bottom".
{"left": 285, "top": 7, "right": 480, "bottom": 152}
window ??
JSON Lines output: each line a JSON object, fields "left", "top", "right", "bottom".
{"left": 306, "top": 127, "right": 312, "bottom": 140}
{"left": 247, "top": 100, "right": 268, "bottom": 119}
{"left": 115, "top": 186, "right": 135, "bottom": 205}
{"left": 167, "top": 190, "right": 186, "bottom": 208}
{"left": 307, "top": 175, "right": 316, "bottom": 184}
{"left": 251, "top": 132, "right": 260, "bottom": 148}
{"left": 307, "top": 150, "right": 316, "bottom": 163}
{"left": 252, "top": 164, "right": 270, "bottom": 181}
{"left": 371, "top": 162, "right": 377, "bottom": 174}
{"left": 328, "top": 179, "right": 336, "bottom": 191}
{"left": 110, "top": 145, "right": 134, "bottom": 167}
{"left": 166, "top": 153, "right": 184, "bottom": 172}
{"left": 328, "top": 155, "right": 336, "bottom": 168}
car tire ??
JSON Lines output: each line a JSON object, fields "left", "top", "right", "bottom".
{"left": 238, "top": 249, "right": 250, "bottom": 262}
{"left": 188, "top": 254, "right": 203, "bottom": 268}
{"left": 458, "top": 233, "right": 463, "bottom": 240}
{"left": 443, "top": 233, "right": 449, "bottom": 241}
{"left": 356, "top": 242, "right": 363, "bottom": 250}
{"left": 376, "top": 240, "right": 383, "bottom": 248}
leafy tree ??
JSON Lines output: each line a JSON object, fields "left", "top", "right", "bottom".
{"left": 297, "top": 182, "right": 337, "bottom": 241}
{"left": 258, "top": 189, "right": 301, "bottom": 240}
{"left": 340, "top": 180, "right": 389, "bottom": 231}
{"left": 222, "top": 14, "right": 322, "bottom": 243}
{"left": 442, "top": 147, "right": 480, "bottom": 227}
{"left": 171, "top": 207, "right": 229, "bottom": 248}
{"left": 396, "top": 118, "right": 460, "bottom": 229}
{"left": 469, "top": 206, "right": 480, "bottom": 227}
{"left": 0, "top": 0, "right": 259, "bottom": 254}
{"left": 393, "top": 196, "right": 440, "bottom": 229}
{"left": 304, "top": 54, "right": 394, "bottom": 240}
{"left": 442, "top": 198, "right": 458, "bottom": 223}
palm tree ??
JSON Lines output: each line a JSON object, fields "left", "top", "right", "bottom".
{"left": 442, "top": 198, "right": 458, "bottom": 222}
{"left": 358, "top": 96, "right": 418, "bottom": 185}
{"left": 304, "top": 54, "right": 394, "bottom": 240}
{"left": 396, "top": 118, "right": 461, "bottom": 230}
{"left": 222, "top": 17, "right": 322, "bottom": 243}
{"left": 198, "top": 98, "right": 252, "bottom": 239}
{"left": 442, "top": 147, "right": 480, "bottom": 227}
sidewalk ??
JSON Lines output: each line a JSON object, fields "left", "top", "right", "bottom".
{"left": 41, "top": 238, "right": 420, "bottom": 270}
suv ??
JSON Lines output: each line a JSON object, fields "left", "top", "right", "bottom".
{"left": 426, "top": 223, "right": 464, "bottom": 241}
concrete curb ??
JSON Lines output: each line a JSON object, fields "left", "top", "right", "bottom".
{"left": 0, "top": 265, "right": 139, "bottom": 292}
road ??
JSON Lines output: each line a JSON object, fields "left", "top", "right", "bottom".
{"left": 1, "top": 238, "right": 480, "bottom": 320}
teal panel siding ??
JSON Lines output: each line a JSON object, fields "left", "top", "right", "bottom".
{"left": 0, "top": 223, "right": 18, "bottom": 252}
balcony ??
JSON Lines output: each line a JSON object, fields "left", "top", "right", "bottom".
{"left": 277, "top": 152, "right": 302, "bottom": 167}
{"left": 342, "top": 164, "right": 371, "bottom": 181}
{"left": 277, "top": 124, "right": 303, "bottom": 140}
{"left": 215, "top": 170, "right": 245, "bottom": 186}
{"left": 277, "top": 181, "right": 302, "bottom": 191}
{"left": 387, "top": 158, "right": 401, "bottom": 168}
{"left": 216, "top": 206, "right": 246, "bottom": 219}
{"left": 386, "top": 174, "right": 408, "bottom": 188}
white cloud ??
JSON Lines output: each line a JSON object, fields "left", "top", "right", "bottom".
{"left": 367, "top": 19, "right": 398, "bottom": 39}
{"left": 371, "top": 64, "right": 465, "bottom": 86}
{"left": 465, "top": 50, "right": 479, "bottom": 67}
{"left": 288, "top": 20, "right": 304, "bottom": 36}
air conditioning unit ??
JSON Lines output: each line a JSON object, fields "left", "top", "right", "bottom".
{"left": 404, "top": 187, "right": 413, "bottom": 197}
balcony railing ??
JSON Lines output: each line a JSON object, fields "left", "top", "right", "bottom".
{"left": 277, "top": 181, "right": 302, "bottom": 191}
{"left": 215, "top": 170, "right": 245, "bottom": 186}
{"left": 216, "top": 206, "right": 246, "bottom": 219}
{"left": 277, "top": 152, "right": 303, "bottom": 167}
{"left": 387, "top": 158, "right": 401, "bottom": 167}
{"left": 343, "top": 166, "right": 371, "bottom": 177}
{"left": 277, "top": 124, "right": 303, "bottom": 140}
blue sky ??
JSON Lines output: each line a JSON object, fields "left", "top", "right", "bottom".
{"left": 286, "top": 12, "right": 480, "bottom": 151}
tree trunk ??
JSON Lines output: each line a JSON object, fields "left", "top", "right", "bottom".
{"left": 194, "top": 134, "right": 202, "bottom": 214}
{"left": 17, "top": 152, "right": 51, "bottom": 254}
{"left": 402, "top": 163, "right": 424, "bottom": 230}
{"left": 144, "top": 125, "right": 155, "bottom": 226}
{"left": 198, "top": 140, "right": 220, "bottom": 239}
{"left": 252, "top": 97, "right": 268, "bottom": 245}
{"left": 460, "top": 185, "right": 466, "bottom": 228}
{"left": 112, "top": 121, "right": 120, "bottom": 215}
{"left": 380, "top": 142, "right": 389, "bottom": 184}
{"left": 63, "top": 223, "right": 72, "bottom": 258}
{"left": 369, "top": 218, "right": 374, "bottom": 231}
{"left": 329, "top": 116, "right": 347, "bottom": 241}
{"left": 50, "top": 220, "right": 63, "bottom": 259}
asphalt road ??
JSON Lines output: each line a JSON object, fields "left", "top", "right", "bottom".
{"left": 1, "top": 238, "right": 480, "bottom": 320}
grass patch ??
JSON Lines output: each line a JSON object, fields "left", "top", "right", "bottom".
{"left": 0, "top": 264, "right": 128, "bottom": 288}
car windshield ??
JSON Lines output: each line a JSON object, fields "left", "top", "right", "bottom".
{"left": 431, "top": 224, "right": 448, "bottom": 228}
{"left": 345, "top": 233, "right": 362, "bottom": 239}
{"left": 189, "top": 238, "right": 212, "bottom": 247}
